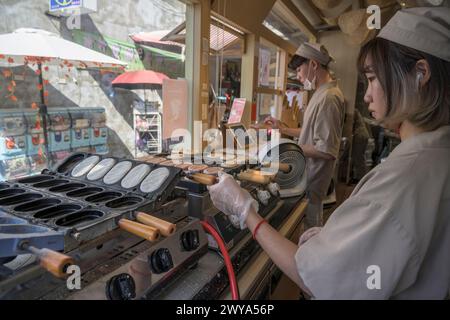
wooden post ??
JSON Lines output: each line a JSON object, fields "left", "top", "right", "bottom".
{"left": 186, "top": 0, "right": 210, "bottom": 153}
{"left": 240, "top": 33, "right": 259, "bottom": 127}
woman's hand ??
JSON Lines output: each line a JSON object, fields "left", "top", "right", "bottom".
{"left": 264, "top": 116, "right": 281, "bottom": 129}
{"left": 208, "top": 172, "right": 259, "bottom": 229}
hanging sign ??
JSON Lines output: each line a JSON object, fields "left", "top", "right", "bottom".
{"left": 49, "top": 0, "right": 97, "bottom": 16}
{"left": 49, "top": 0, "right": 81, "bottom": 11}
{"left": 228, "top": 98, "right": 247, "bottom": 124}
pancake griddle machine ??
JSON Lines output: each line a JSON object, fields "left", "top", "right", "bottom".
{"left": 182, "top": 139, "right": 307, "bottom": 249}
{"left": 0, "top": 138, "right": 307, "bottom": 300}
{"left": 145, "top": 139, "right": 308, "bottom": 299}
{"left": 1, "top": 153, "right": 182, "bottom": 250}
{"left": 0, "top": 153, "right": 209, "bottom": 300}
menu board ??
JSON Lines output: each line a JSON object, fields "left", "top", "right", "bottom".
{"left": 228, "top": 98, "right": 246, "bottom": 124}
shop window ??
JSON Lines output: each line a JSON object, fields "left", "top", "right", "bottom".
{"left": 258, "top": 39, "right": 283, "bottom": 90}
{"left": 209, "top": 16, "right": 245, "bottom": 102}
{"left": 0, "top": 0, "right": 191, "bottom": 181}
{"left": 164, "top": 16, "right": 245, "bottom": 103}
{"left": 255, "top": 38, "right": 286, "bottom": 122}
{"left": 256, "top": 93, "right": 284, "bottom": 123}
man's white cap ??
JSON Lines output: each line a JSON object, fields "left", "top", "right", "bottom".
{"left": 294, "top": 42, "right": 334, "bottom": 66}
{"left": 378, "top": 7, "right": 450, "bottom": 62}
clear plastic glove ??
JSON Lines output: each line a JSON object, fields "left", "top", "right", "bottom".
{"left": 208, "top": 172, "right": 259, "bottom": 229}
{"left": 298, "top": 227, "right": 322, "bottom": 246}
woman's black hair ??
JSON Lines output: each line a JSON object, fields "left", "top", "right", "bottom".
{"left": 358, "top": 37, "right": 450, "bottom": 131}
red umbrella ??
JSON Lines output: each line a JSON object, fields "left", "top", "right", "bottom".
{"left": 112, "top": 70, "right": 169, "bottom": 89}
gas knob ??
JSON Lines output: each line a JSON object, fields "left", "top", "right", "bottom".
{"left": 105, "top": 273, "right": 136, "bottom": 300}
{"left": 181, "top": 230, "right": 200, "bottom": 251}
{"left": 149, "top": 248, "right": 173, "bottom": 274}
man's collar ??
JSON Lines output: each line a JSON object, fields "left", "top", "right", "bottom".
{"left": 315, "top": 80, "right": 337, "bottom": 93}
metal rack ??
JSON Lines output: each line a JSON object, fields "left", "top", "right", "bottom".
{"left": 134, "top": 111, "right": 162, "bottom": 156}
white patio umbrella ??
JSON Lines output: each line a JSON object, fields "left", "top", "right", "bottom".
{"left": 0, "top": 28, "right": 127, "bottom": 159}
{"left": 0, "top": 28, "right": 126, "bottom": 68}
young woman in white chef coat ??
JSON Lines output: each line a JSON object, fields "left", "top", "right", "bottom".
{"left": 208, "top": 7, "right": 450, "bottom": 299}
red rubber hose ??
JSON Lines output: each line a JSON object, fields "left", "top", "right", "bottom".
{"left": 200, "top": 220, "right": 240, "bottom": 300}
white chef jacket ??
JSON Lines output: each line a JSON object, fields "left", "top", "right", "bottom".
{"left": 295, "top": 126, "right": 450, "bottom": 299}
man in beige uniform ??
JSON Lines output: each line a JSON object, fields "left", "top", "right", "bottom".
{"left": 299, "top": 73, "right": 345, "bottom": 228}
{"left": 273, "top": 43, "right": 345, "bottom": 228}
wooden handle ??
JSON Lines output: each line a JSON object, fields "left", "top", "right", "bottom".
{"left": 237, "top": 171, "right": 273, "bottom": 185}
{"left": 276, "top": 163, "right": 291, "bottom": 173}
{"left": 262, "top": 162, "right": 291, "bottom": 173}
{"left": 118, "top": 219, "right": 160, "bottom": 242}
{"left": 34, "top": 248, "right": 74, "bottom": 279}
{"left": 136, "top": 212, "right": 177, "bottom": 237}
{"left": 190, "top": 173, "right": 217, "bottom": 186}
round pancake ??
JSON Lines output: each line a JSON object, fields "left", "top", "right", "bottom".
{"left": 144, "top": 157, "right": 166, "bottom": 164}
{"left": 160, "top": 160, "right": 175, "bottom": 166}
{"left": 175, "top": 163, "right": 192, "bottom": 170}
{"left": 187, "top": 164, "right": 209, "bottom": 173}
{"left": 203, "top": 167, "right": 224, "bottom": 176}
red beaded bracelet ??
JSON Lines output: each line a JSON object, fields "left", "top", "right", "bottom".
{"left": 252, "top": 219, "right": 268, "bottom": 240}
